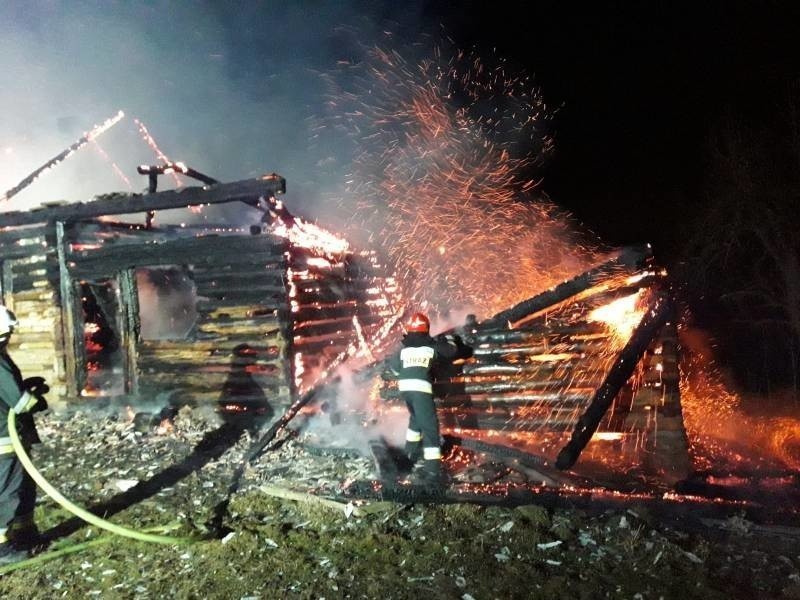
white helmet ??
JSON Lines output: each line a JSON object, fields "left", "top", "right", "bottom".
{"left": 0, "top": 306, "right": 18, "bottom": 336}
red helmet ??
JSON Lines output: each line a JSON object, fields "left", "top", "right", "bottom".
{"left": 406, "top": 312, "right": 430, "bottom": 333}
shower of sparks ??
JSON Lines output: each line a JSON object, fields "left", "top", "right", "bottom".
{"left": 133, "top": 118, "right": 183, "bottom": 188}
{"left": 329, "top": 42, "right": 601, "bottom": 318}
{"left": 1, "top": 110, "right": 125, "bottom": 202}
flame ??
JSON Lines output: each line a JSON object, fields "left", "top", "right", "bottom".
{"left": 588, "top": 290, "right": 647, "bottom": 345}
{"left": 680, "top": 325, "right": 800, "bottom": 472}
{"left": 273, "top": 219, "right": 349, "bottom": 256}
{"left": 592, "top": 432, "right": 625, "bottom": 441}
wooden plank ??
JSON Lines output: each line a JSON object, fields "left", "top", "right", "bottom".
{"left": 70, "top": 232, "right": 285, "bottom": 261}
{"left": 191, "top": 270, "right": 287, "bottom": 286}
{"left": 196, "top": 297, "right": 286, "bottom": 312}
{"left": 193, "top": 284, "right": 288, "bottom": 298}
{"left": 138, "top": 371, "right": 289, "bottom": 387}
{"left": 56, "top": 222, "right": 82, "bottom": 397}
{"left": 70, "top": 249, "right": 285, "bottom": 279}
{"left": 6, "top": 289, "right": 56, "bottom": 303}
{"left": 138, "top": 338, "right": 289, "bottom": 353}
{"left": 118, "top": 268, "right": 139, "bottom": 395}
{"left": 196, "top": 306, "right": 282, "bottom": 320}
{"left": 137, "top": 349, "right": 286, "bottom": 363}
{"left": 0, "top": 177, "right": 287, "bottom": 227}
{"left": 138, "top": 362, "right": 285, "bottom": 375}
{"left": 0, "top": 224, "right": 54, "bottom": 244}
{"left": 196, "top": 324, "right": 282, "bottom": 338}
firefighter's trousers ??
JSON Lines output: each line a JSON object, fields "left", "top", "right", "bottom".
{"left": 0, "top": 453, "right": 36, "bottom": 544}
{"left": 401, "top": 390, "right": 441, "bottom": 456}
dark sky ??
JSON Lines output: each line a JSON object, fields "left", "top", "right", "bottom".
{"left": 2, "top": 1, "right": 799, "bottom": 258}
{"left": 424, "top": 1, "right": 800, "bottom": 253}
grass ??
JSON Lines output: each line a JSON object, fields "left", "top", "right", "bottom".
{"left": 2, "top": 490, "right": 798, "bottom": 599}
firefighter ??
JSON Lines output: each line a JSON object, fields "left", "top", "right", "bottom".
{"left": 391, "top": 312, "right": 471, "bottom": 484}
{"left": 0, "top": 306, "right": 48, "bottom": 564}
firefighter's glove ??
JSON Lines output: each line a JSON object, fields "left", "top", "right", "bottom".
{"left": 31, "top": 396, "right": 49, "bottom": 413}
{"left": 381, "top": 368, "right": 400, "bottom": 381}
{"left": 453, "top": 335, "right": 474, "bottom": 359}
{"left": 23, "top": 376, "right": 50, "bottom": 397}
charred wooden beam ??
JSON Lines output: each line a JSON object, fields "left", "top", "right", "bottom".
{"left": 555, "top": 292, "right": 673, "bottom": 470}
{"left": 1, "top": 111, "right": 124, "bottom": 203}
{"left": 439, "top": 413, "right": 575, "bottom": 431}
{"left": 68, "top": 234, "right": 286, "bottom": 274}
{"left": 0, "top": 177, "right": 286, "bottom": 227}
{"left": 480, "top": 245, "right": 651, "bottom": 329}
{"left": 472, "top": 324, "right": 609, "bottom": 344}
{"left": 56, "top": 222, "right": 84, "bottom": 397}
{"left": 439, "top": 380, "right": 602, "bottom": 395}
{"left": 137, "top": 163, "right": 219, "bottom": 188}
{"left": 118, "top": 268, "right": 140, "bottom": 394}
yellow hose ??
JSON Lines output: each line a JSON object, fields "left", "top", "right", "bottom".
{"left": 8, "top": 410, "right": 190, "bottom": 545}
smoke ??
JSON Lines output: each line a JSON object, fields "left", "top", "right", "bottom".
{"left": 135, "top": 267, "right": 198, "bottom": 340}
{"left": 299, "top": 361, "right": 408, "bottom": 455}
{"left": 0, "top": 1, "right": 428, "bottom": 219}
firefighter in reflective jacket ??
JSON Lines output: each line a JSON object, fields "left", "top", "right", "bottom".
{"left": 0, "top": 306, "right": 48, "bottom": 564}
{"left": 391, "top": 312, "right": 467, "bottom": 483}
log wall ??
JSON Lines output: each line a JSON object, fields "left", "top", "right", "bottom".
{"left": 66, "top": 230, "right": 294, "bottom": 412}
{"left": 0, "top": 225, "right": 68, "bottom": 401}
{"left": 290, "top": 248, "right": 396, "bottom": 392}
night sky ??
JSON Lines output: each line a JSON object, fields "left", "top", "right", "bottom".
{"left": 427, "top": 1, "right": 800, "bottom": 255}
{"left": 2, "top": 1, "right": 799, "bottom": 258}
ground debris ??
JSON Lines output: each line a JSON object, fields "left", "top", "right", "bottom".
{"left": 1, "top": 409, "right": 798, "bottom": 599}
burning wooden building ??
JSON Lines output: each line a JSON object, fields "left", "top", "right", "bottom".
{"left": 0, "top": 174, "right": 399, "bottom": 421}
{"left": 0, "top": 169, "right": 689, "bottom": 483}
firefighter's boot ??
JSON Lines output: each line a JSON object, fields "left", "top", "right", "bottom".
{"left": 404, "top": 440, "right": 422, "bottom": 464}
{"left": 9, "top": 517, "right": 43, "bottom": 551}
{"left": 418, "top": 458, "right": 447, "bottom": 487}
{"left": 0, "top": 542, "right": 28, "bottom": 565}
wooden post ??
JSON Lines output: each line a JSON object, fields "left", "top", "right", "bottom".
{"left": 555, "top": 292, "right": 673, "bottom": 470}
{"left": 0, "top": 260, "right": 12, "bottom": 307}
{"left": 118, "top": 268, "right": 140, "bottom": 395}
{"left": 56, "top": 221, "right": 85, "bottom": 398}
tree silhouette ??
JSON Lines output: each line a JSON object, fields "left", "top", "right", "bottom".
{"left": 684, "top": 81, "right": 800, "bottom": 392}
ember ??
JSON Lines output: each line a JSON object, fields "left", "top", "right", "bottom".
{"left": 329, "top": 41, "right": 601, "bottom": 318}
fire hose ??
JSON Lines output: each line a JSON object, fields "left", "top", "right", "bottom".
{"left": 7, "top": 410, "right": 190, "bottom": 546}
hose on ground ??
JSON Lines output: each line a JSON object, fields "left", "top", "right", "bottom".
{"left": 0, "top": 524, "right": 181, "bottom": 575}
{"left": 8, "top": 410, "right": 190, "bottom": 545}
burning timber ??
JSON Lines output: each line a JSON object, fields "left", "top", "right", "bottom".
{"left": 365, "top": 251, "right": 691, "bottom": 488}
